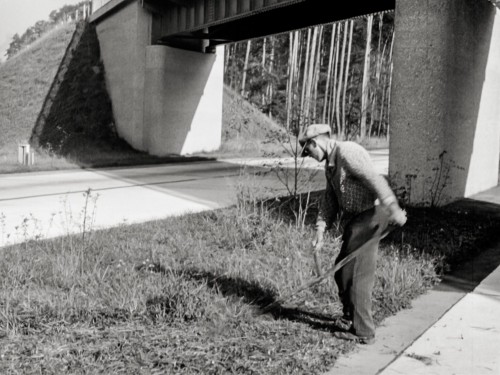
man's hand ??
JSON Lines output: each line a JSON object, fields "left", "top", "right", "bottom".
{"left": 388, "top": 203, "right": 407, "bottom": 226}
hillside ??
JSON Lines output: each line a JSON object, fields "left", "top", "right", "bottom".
{"left": 218, "top": 85, "right": 289, "bottom": 158}
{"left": 0, "top": 24, "right": 76, "bottom": 170}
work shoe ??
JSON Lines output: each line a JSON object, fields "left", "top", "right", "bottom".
{"left": 333, "top": 330, "right": 375, "bottom": 345}
{"left": 333, "top": 316, "right": 352, "bottom": 331}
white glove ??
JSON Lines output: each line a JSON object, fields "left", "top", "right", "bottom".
{"left": 387, "top": 203, "right": 407, "bottom": 227}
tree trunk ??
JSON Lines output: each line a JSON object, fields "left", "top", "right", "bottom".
{"left": 304, "top": 26, "right": 319, "bottom": 122}
{"left": 241, "top": 40, "right": 252, "bottom": 97}
{"left": 286, "top": 33, "right": 293, "bottom": 129}
{"left": 230, "top": 44, "right": 238, "bottom": 91}
{"left": 342, "top": 20, "right": 353, "bottom": 137}
{"left": 224, "top": 45, "right": 230, "bottom": 77}
{"left": 262, "top": 37, "right": 267, "bottom": 106}
{"left": 330, "top": 24, "right": 341, "bottom": 133}
{"left": 378, "top": 24, "right": 391, "bottom": 137}
{"left": 323, "top": 24, "right": 336, "bottom": 124}
{"left": 286, "top": 31, "right": 301, "bottom": 130}
{"left": 335, "top": 23, "right": 347, "bottom": 139}
{"left": 378, "top": 72, "right": 388, "bottom": 137}
{"left": 312, "top": 26, "right": 323, "bottom": 121}
{"left": 360, "top": 14, "right": 373, "bottom": 140}
{"left": 369, "top": 14, "right": 384, "bottom": 138}
{"left": 266, "top": 37, "right": 275, "bottom": 118}
{"left": 300, "top": 28, "right": 312, "bottom": 121}
{"left": 385, "top": 26, "right": 395, "bottom": 139}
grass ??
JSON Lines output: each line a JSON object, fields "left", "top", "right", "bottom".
{"left": 1, "top": 182, "right": 498, "bottom": 374}
{"left": 220, "top": 86, "right": 289, "bottom": 156}
{"left": 0, "top": 24, "right": 77, "bottom": 172}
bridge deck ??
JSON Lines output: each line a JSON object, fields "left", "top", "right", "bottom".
{"left": 91, "top": 0, "right": 396, "bottom": 50}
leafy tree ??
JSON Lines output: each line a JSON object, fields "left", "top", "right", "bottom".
{"left": 5, "top": 1, "right": 91, "bottom": 60}
{"left": 33, "top": 20, "right": 51, "bottom": 37}
{"left": 5, "top": 33, "right": 22, "bottom": 59}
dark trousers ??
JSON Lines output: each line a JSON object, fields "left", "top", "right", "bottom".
{"left": 334, "top": 206, "right": 389, "bottom": 338}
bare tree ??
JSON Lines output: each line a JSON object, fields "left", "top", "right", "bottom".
{"left": 330, "top": 23, "right": 341, "bottom": 133}
{"left": 241, "top": 40, "right": 252, "bottom": 97}
{"left": 262, "top": 37, "right": 267, "bottom": 106}
{"left": 369, "top": 14, "right": 384, "bottom": 138}
{"left": 266, "top": 37, "right": 276, "bottom": 118}
{"left": 335, "top": 23, "right": 347, "bottom": 138}
{"left": 323, "top": 24, "right": 336, "bottom": 124}
{"left": 312, "top": 25, "right": 324, "bottom": 121}
{"left": 385, "top": 25, "right": 395, "bottom": 139}
{"left": 286, "top": 31, "right": 301, "bottom": 129}
{"left": 360, "top": 14, "right": 374, "bottom": 140}
{"left": 342, "top": 20, "right": 354, "bottom": 136}
{"left": 300, "top": 28, "right": 312, "bottom": 118}
{"left": 304, "top": 26, "right": 320, "bottom": 122}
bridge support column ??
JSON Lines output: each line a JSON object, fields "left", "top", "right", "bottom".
{"left": 389, "top": 0, "right": 500, "bottom": 205}
{"left": 93, "top": 0, "right": 223, "bottom": 156}
{"left": 143, "top": 45, "right": 223, "bottom": 156}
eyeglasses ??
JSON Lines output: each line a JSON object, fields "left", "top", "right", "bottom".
{"left": 301, "top": 139, "right": 315, "bottom": 157}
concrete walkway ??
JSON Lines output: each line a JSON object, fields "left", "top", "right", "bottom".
{"left": 329, "top": 187, "right": 500, "bottom": 375}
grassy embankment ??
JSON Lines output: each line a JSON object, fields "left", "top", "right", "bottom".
{"left": 1, "top": 181, "right": 498, "bottom": 373}
{"left": 0, "top": 24, "right": 76, "bottom": 172}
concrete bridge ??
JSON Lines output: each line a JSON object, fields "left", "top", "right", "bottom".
{"left": 89, "top": 0, "right": 500, "bottom": 205}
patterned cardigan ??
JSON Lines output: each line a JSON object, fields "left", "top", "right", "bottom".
{"left": 316, "top": 140, "right": 397, "bottom": 231}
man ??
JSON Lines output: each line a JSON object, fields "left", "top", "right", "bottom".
{"left": 299, "top": 124, "right": 407, "bottom": 345}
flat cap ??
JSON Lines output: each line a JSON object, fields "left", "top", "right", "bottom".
{"left": 298, "top": 124, "right": 331, "bottom": 146}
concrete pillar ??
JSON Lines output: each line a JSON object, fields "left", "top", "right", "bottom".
{"left": 95, "top": 0, "right": 150, "bottom": 151}
{"left": 390, "top": 0, "right": 500, "bottom": 206}
{"left": 94, "top": 1, "right": 224, "bottom": 156}
{"left": 143, "top": 45, "right": 223, "bottom": 155}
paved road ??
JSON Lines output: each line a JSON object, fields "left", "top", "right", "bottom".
{"left": 0, "top": 151, "right": 388, "bottom": 248}
{"left": 222, "top": 148, "right": 389, "bottom": 175}
{"left": 0, "top": 161, "right": 247, "bottom": 247}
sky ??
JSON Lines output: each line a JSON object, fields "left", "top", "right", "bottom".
{"left": 0, "top": 0, "right": 82, "bottom": 61}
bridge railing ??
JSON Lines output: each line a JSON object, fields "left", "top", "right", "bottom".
{"left": 91, "top": 0, "right": 113, "bottom": 13}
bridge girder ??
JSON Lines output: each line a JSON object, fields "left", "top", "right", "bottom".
{"left": 143, "top": 0, "right": 395, "bottom": 51}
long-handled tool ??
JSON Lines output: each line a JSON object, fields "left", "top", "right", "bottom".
{"left": 262, "top": 225, "right": 394, "bottom": 313}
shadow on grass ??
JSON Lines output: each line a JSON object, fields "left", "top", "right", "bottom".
{"left": 384, "top": 198, "right": 500, "bottom": 293}
{"left": 186, "top": 268, "right": 345, "bottom": 332}
{"left": 141, "top": 263, "right": 345, "bottom": 333}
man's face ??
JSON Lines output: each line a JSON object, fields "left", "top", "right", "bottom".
{"left": 303, "top": 138, "right": 326, "bottom": 162}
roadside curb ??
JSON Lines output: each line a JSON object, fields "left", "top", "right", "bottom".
{"left": 326, "top": 287, "right": 465, "bottom": 375}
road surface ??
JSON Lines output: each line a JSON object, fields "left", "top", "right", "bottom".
{"left": 0, "top": 151, "right": 388, "bottom": 247}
